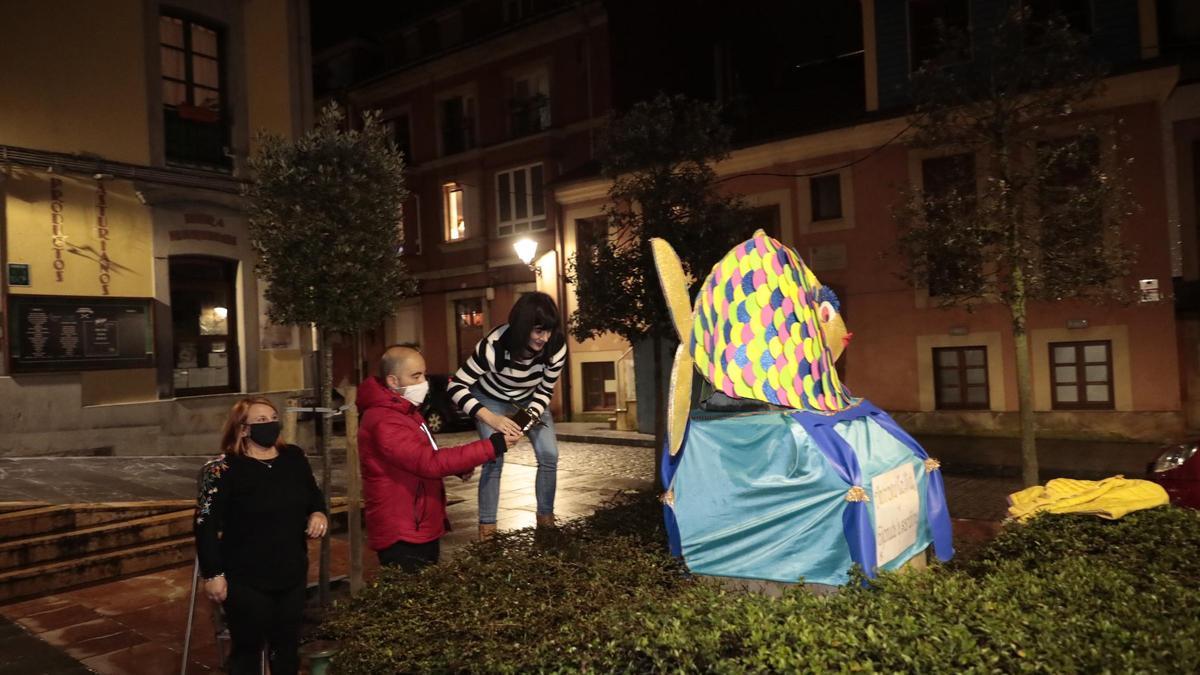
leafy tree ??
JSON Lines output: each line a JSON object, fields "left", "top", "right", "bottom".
{"left": 891, "top": 4, "right": 1138, "bottom": 486}
{"left": 246, "top": 103, "right": 416, "bottom": 602}
{"left": 567, "top": 93, "right": 757, "bottom": 474}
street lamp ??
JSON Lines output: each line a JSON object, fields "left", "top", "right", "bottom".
{"left": 514, "top": 237, "right": 540, "bottom": 275}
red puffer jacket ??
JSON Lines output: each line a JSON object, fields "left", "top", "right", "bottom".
{"left": 357, "top": 376, "right": 495, "bottom": 549}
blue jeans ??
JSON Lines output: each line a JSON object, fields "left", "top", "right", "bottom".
{"left": 471, "top": 385, "right": 559, "bottom": 524}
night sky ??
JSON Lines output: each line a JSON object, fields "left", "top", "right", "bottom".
{"left": 310, "top": 0, "right": 446, "bottom": 52}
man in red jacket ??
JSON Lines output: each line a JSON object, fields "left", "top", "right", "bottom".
{"left": 358, "top": 345, "right": 514, "bottom": 570}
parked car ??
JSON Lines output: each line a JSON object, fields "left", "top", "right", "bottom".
{"left": 1147, "top": 441, "right": 1200, "bottom": 509}
{"left": 420, "top": 374, "right": 474, "bottom": 433}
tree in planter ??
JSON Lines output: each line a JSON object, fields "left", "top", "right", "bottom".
{"left": 245, "top": 103, "right": 417, "bottom": 604}
{"left": 567, "top": 93, "right": 757, "bottom": 480}
{"left": 891, "top": 6, "right": 1138, "bottom": 487}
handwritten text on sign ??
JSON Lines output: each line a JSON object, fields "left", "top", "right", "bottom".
{"left": 872, "top": 463, "right": 920, "bottom": 567}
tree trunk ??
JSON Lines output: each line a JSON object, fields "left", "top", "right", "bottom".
{"left": 344, "top": 385, "right": 363, "bottom": 594}
{"left": 318, "top": 328, "right": 334, "bottom": 607}
{"left": 652, "top": 332, "right": 664, "bottom": 491}
{"left": 347, "top": 331, "right": 363, "bottom": 594}
{"left": 1010, "top": 275, "right": 1039, "bottom": 487}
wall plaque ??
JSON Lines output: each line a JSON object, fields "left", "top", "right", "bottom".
{"left": 7, "top": 264, "right": 30, "bottom": 287}
{"left": 7, "top": 295, "right": 154, "bottom": 373}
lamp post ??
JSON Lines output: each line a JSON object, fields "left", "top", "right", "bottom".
{"left": 514, "top": 237, "right": 540, "bottom": 275}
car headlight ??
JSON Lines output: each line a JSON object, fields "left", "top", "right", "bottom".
{"left": 1153, "top": 444, "right": 1199, "bottom": 473}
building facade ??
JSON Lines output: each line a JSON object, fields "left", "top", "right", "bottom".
{"left": 323, "top": 0, "right": 611, "bottom": 417}
{"left": 316, "top": 0, "right": 1200, "bottom": 443}
{"left": 0, "top": 0, "right": 316, "bottom": 455}
{"left": 557, "top": 0, "right": 1199, "bottom": 443}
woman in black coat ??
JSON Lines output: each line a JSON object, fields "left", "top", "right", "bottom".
{"left": 194, "top": 397, "right": 328, "bottom": 674}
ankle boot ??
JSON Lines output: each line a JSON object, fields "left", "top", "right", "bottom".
{"left": 478, "top": 523, "right": 497, "bottom": 542}
{"left": 536, "top": 513, "right": 557, "bottom": 529}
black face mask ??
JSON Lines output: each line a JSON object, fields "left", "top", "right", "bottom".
{"left": 247, "top": 421, "right": 282, "bottom": 448}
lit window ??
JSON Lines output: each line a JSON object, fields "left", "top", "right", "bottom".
{"left": 496, "top": 165, "right": 546, "bottom": 237}
{"left": 443, "top": 183, "right": 467, "bottom": 241}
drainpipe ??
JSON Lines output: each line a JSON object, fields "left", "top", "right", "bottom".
{"left": 555, "top": 198, "right": 572, "bottom": 421}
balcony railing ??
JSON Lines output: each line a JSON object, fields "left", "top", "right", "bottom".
{"left": 164, "top": 105, "right": 231, "bottom": 171}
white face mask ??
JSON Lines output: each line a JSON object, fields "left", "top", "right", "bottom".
{"left": 399, "top": 380, "right": 429, "bottom": 406}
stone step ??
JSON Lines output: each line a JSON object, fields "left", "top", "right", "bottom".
{"left": 0, "top": 499, "right": 353, "bottom": 603}
{"left": 0, "top": 501, "right": 190, "bottom": 542}
{"left": 0, "top": 509, "right": 194, "bottom": 570}
{"left": 0, "top": 535, "right": 195, "bottom": 604}
{"left": 0, "top": 502, "right": 49, "bottom": 515}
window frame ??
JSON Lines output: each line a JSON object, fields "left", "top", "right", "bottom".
{"left": 453, "top": 297, "right": 486, "bottom": 367}
{"left": 159, "top": 13, "right": 230, "bottom": 170}
{"left": 169, "top": 255, "right": 240, "bottom": 397}
{"left": 809, "top": 174, "right": 843, "bottom": 222}
{"left": 508, "top": 66, "right": 551, "bottom": 138}
{"left": 400, "top": 194, "right": 422, "bottom": 255}
{"left": 443, "top": 182, "right": 468, "bottom": 242}
{"left": 581, "top": 361, "right": 618, "bottom": 411}
{"left": 1049, "top": 340, "right": 1114, "bottom": 410}
{"left": 495, "top": 163, "right": 547, "bottom": 237}
{"left": 932, "top": 345, "right": 990, "bottom": 410}
{"left": 386, "top": 112, "right": 413, "bottom": 164}
{"left": 437, "top": 91, "right": 477, "bottom": 157}
{"left": 920, "top": 151, "right": 980, "bottom": 298}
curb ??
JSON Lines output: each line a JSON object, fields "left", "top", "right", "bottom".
{"left": 556, "top": 433, "right": 656, "bottom": 449}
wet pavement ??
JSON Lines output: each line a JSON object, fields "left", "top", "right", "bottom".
{"left": 0, "top": 430, "right": 1015, "bottom": 521}
{"left": 0, "top": 431, "right": 1020, "bottom": 674}
{"left": 0, "top": 435, "right": 656, "bottom": 674}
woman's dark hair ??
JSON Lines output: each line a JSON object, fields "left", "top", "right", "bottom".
{"left": 501, "top": 292, "right": 565, "bottom": 365}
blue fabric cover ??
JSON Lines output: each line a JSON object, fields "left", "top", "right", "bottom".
{"left": 666, "top": 403, "right": 951, "bottom": 586}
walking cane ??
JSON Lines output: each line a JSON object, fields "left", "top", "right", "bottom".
{"left": 180, "top": 556, "right": 200, "bottom": 675}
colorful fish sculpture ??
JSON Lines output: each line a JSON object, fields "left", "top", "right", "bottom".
{"left": 651, "top": 229, "right": 856, "bottom": 455}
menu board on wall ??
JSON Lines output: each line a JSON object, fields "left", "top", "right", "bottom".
{"left": 7, "top": 295, "right": 154, "bottom": 372}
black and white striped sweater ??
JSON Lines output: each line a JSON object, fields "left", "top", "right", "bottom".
{"left": 448, "top": 325, "right": 567, "bottom": 419}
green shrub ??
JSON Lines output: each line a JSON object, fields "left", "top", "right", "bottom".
{"left": 322, "top": 496, "right": 1200, "bottom": 674}
{"left": 964, "top": 507, "right": 1200, "bottom": 582}
{"left": 322, "top": 493, "right": 691, "bottom": 674}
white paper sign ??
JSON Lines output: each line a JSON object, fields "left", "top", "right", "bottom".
{"left": 872, "top": 463, "right": 920, "bottom": 567}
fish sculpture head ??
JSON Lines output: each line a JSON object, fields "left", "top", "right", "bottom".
{"left": 814, "top": 284, "right": 852, "bottom": 364}
{"left": 652, "top": 230, "right": 856, "bottom": 455}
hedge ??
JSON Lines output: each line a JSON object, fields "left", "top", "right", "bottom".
{"left": 321, "top": 493, "right": 1200, "bottom": 674}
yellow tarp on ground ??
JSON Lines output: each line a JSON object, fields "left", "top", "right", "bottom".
{"left": 1007, "top": 476, "right": 1169, "bottom": 521}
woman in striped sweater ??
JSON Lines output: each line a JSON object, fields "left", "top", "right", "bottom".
{"left": 447, "top": 292, "right": 567, "bottom": 540}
